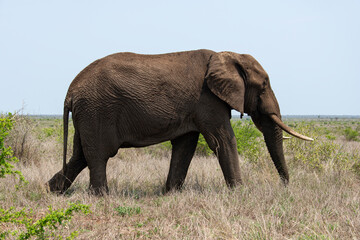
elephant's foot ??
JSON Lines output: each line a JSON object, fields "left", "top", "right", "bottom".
{"left": 225, "top": 177, "right": 242, "bottom": 189}
{"left": 88, "top": 185, "right": 109, "bottom": 196}
{"left": 47, "top": 171, "right": 72, "bottom": 194}
{"left": 165, "top": 182, "right": 183, "bottom": 193}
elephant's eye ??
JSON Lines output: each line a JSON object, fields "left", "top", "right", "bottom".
{"left": 260, "top": 81, "right": 267, "bottom": 94}
{"left": 262, "top": 81, "right": 267, "bottom": 89}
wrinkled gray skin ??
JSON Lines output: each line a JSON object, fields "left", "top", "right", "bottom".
{"left": 48, "top": 50, "right": 290, "bottom": 195}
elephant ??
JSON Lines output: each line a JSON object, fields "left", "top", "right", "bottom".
{"left": 48, "top": 49, "right": 312, "bottom": 195}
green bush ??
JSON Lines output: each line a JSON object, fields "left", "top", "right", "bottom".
{"left": 344, "top": 127, "right": 359, "bottom": 141}
{"left": 195, "top": 134, "right": 213, "bottom": 156}
{"left": 38, "top": 119, "right": 65, "bottom": 142}
{"left": 0, "top": 203, "right": 90, "bottom": 240}
{"left": 42, "top": 127, "right": 56, "bottom": 138}
{"left": 36, "top": 119, "right": 75, "bottom": 153}
{"left": 0, "top": 113, "right": 27, "bottom": 187}
{"left": 232, "top": 120, "right": 262, "bottom": 162}
{"left": 115, "top": 205, "right": 141, "bottom": 217}
{"left": 325, "top": 134, "right": 336, "bottom": 140}
{"left": 284, "top": 122, "right": 360, "bottom": 172}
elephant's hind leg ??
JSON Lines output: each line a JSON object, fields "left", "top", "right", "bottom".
{"left": 165, "top": 132, "right": 199, "bottom": 192}
{"left": 80, "top": 143, "right": 110, "bottom": 195}
{"left": 87, "top": 157, "right": 109, "bottom": 195}
{"left": 80, "top": 118, "right": 120, "bottom": 195}
{"left": 48, "top": 130, "right": 87, "bottom": 193}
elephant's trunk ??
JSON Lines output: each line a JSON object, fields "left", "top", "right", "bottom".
{"left": 253, "top": 115, "right": 289, "bottom": 184}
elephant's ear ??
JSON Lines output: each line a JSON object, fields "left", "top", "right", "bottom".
{"left": 205, "top": 52, "right": 246, "bottom": 114}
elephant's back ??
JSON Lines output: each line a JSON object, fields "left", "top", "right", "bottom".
{"left": 66, "top": 50, "right": 213, "bottom": 114}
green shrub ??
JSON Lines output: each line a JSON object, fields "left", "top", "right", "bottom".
{"left": 0, "top": 203, "right": 90, "bottom": 240}
{"left": 38, "top": 119, "right": 64, "bottom": 142}
{"left": 289, "top": 139, "right": 338, "bottom": 170}
{"left": 232, "top": 120, "right": 262, "bottom": 162}
{"left": 195, "top": 134, "right": 213, "bottom": 156}
{"left": 285, "top": 122, "right": 360, "bottom": 172}
{"left": 0, "top": 113, "right": 27, "bottom": 187}
{"left": 42, "top": 127, "right": 56, "bottom": 138}
{"left": 325, "top": 134, "right": 336, "bottom": 140}
{"left": 344, "top": 127, "right": 359, "bottom": 141}
{"left": 115, "top": 205, "right": 141, "bottom": 217}
{"left": 36, "top": 119, "right": 75, "bottom": 153}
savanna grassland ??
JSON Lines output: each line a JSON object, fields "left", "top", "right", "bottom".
{"left": 1, "top": 114, "right": 360, "bottom": 239}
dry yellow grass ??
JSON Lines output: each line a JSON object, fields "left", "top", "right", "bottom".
{"left": 1, "top": 117, "right": 360, "bottom": 239}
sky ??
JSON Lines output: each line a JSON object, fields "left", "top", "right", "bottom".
{"left": 0, "top": 0, "right": 359, "bottom": 115}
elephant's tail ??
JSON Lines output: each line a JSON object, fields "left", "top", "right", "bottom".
{"left": 62, "top": 105, "right": 70, "bottom": 174}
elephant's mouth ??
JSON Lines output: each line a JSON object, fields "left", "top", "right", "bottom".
{"left": 269, "top": 114, "right": 313, "bottom": 141}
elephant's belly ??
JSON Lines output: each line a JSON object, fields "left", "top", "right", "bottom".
{"left": 118, "top": 118, "right": 199, "bottom": 148}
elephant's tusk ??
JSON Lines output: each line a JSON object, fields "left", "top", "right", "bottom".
{"left": 283, "top": 136, "right": 291, "bottom": 140}
{"left": 270, "top": 115, "right": 314, "bottom": 141}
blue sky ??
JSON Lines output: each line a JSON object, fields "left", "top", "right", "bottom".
{"left": 1, "top": 0, "right": 359, "bottom": 115}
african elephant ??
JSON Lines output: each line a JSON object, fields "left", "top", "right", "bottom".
{"left": 48, "top": 49, "right": 312, "bottom": 195}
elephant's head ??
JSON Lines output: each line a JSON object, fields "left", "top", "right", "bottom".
{"left": 205, "top": 52, "right": 312, "bottom": 184}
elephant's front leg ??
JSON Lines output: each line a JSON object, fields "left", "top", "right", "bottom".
{"left": 165, "top": 132, "right": 199, "bottom": 192}
{"left": 201, "top": 122, "right": 242, "bottom": 188}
